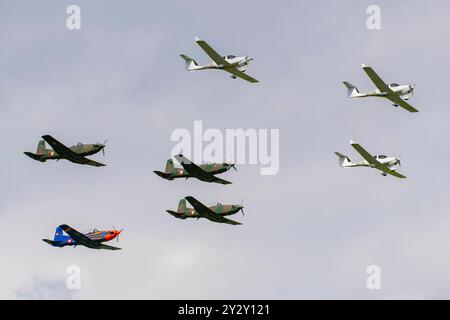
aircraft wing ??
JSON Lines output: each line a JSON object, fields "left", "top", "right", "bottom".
{"left": 195, "top": 37, "right": 229, "bottom": 66}
{"left": 350, "top": 141, "right": 407, "bottom": 178}
{"left": 211, "top": 176, "right": 232, "bottom": 185}
{"left": 42, "top": 135, "right": 105, "bottom": 167}
{"left": 97, "top": 243, "right": 122, "bottom": 250}
{"left": 361, "top": 64, "right": 390, "bottom": 93}
{"left": 84, "top": 159, "right": 106, "bottom": 167}
{"left": 385, "top": 94, "right": 419, "bottom": 113}
{"left": 59, "top": 224, "right": 103, "bottom": 249}
{"left": 174, "top": 154, "right": 231, "bottom": 184}
{"left": 223, "top": 67, "right": 259, "bottom": 83}
{"left": 362, "top": 64, "right": 418, "bottom": 112}
{"left": 185, "top": 196, "right": 242, "bottom": 225}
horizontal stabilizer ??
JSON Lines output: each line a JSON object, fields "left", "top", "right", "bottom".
{"left": 335, "top": 152, "right": 351, "bottom": 166}
{"left": 42, "top": 239, "right": 55, "bottom": 246}
{"left": 342, "top": 81, "right": 361, "bottom": 98}
{"left": 180, "top": 54, "right": 199, "bottom": 71}
{"left": 153, "top": 171, "right": 173, "bottom": 180}
{"left": 166, "top": 210, "right": 183, "bottom": 219}
{"left": 24, "top": 152, "right": 45, "bottom": 162}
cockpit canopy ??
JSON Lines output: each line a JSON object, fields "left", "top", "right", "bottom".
{"left": 223, "top": 55, "right": 236, "bottom": 59}
{"left": 388, "top": 83, "right": 399, "bottom": 87}
{"left": 375, "top": 155, "right": 387, "bottom": 159}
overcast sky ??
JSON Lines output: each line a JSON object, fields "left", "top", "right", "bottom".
{"left": 1, "top": 0, "right": 450, "bottom": 299}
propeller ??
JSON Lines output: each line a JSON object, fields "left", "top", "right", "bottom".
{"left": 410, "top": 84, "right": 415, "bottom": 95}
{"left": 229, "top": 164, "right": 237, "bottom": 171}
{"left": 240, "top": 199, "right": 245, "bottom": 216}
{"left": 96, "top": 139, "right": 107, "bottom": 156}
{"left": 397, "top": 154, "right": 402, "bottom": 167}
{"left": 112, "top": 226, "right": 123, "bottom": 243}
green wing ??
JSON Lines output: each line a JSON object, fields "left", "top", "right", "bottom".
{"left": 386, "top": 94, "right": 419, "bottom": 113}
{"left": 42, "top": 135, "right": 81, "bottom": 161}
{"left": 361, "top": 64, "right": 390, "bottom": 93}
{"left": 185, "top": 196, "right": 241, "bottom": 225}
{"left": 42, "top": 135, "right": 105, "bottom": 167}
{"left": 174, "top": 154, "right": 231, "bottom": 184}
{"left": 224, "top": 68, "right": 259, "bottom": 83}
{"left": 84, "top": 159, "right": 106, "bottom": 167}
{"left": 350, "top": 141, "right": 407, "bottom": 179}
{"left": 362, "top": 64, "right": 418, "bottom": 113}
{"left": 195, "top": 37, "right": 229, "bottom": 66}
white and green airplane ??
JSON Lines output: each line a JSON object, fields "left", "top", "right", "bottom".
{"left": 180, "top": 37, "right": 258, "bottom": 83}
{"left": 343, "top": 63, "right": 419, "bottom": 113}
{"left": 335, "top": 140, "right": 406, "bottom": 178}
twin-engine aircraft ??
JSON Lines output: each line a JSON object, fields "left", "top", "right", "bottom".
{"left": 166, "top": 196, "right": 244, "bottom": 226}
{"left": 335, "top": 140, "right": 406, "bottom": 178}
{"left": 24, "top": 135, "right": 107, "bottom": 167}
{"left": 154, "top": 154, "right": 236, "bottom": 185}
{"left": 42, "top": 224, "right": 123, "bottom": 250}
{"left": 343, "top": 63, "right": 419, "bottom": 113}
{"left": 180, "top": 37, "right": 258, "bottom": 83}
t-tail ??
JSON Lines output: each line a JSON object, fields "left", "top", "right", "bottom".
{"left": 153, "top": 159, "right": 175, "bottom": 180}
{"left": 180, "top": 54, "right": 200, "bottom": 71}
{"left": 24, "top": 140, "right": 47, "bottom": 162}
{"left": 343, "top": 81, "right": 362, "bottom": 98}
{"left": 334, "top": 152, "right": 353, "bottom": 167}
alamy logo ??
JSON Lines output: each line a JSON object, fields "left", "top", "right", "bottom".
{"left": 171, "top": 121, "right": 280, "bottom": 175}
{"left": 66, "top": 265, "right": 81, "bottom": 290}
{"left": 366, "top": 5, "right": 382, "bottom": 30}
{"left": 366, "top": 265, "right": 382, "bottom": 290}
{"left": 66, "top": 5, "right": 81, "bottom": 30}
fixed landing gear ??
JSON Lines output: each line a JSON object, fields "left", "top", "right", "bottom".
{"left": 393, "top": 104, "right": 399, "bottom": 107}
{"left": 231, "top": 75, "right": 237, "bottom": 79}
{"left": 381, "top": 172, "right": 387, "bottom": 176}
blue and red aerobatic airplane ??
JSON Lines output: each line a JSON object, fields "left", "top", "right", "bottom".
{"left": 43, "top": 224, "right": 123, "bottom": 250}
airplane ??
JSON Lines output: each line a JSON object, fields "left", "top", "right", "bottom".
{"left": 166, "top": 196, "right": 244, "bottom": 225}
{"left": 24, "top": 135, "right": 107, "bottom": 167}
{"left": 154, "top": 154, "right": 236, "bottom": 185}
{"left": 335, "top": 140, "right": 406, "bottom": 178}
{"left": 180, "top": 37, "right": 258, "bottom": 83}
{"left": 343, "top": 63, "right": 419, "bottom": 113}
{"left": 42, "top": 224, "right": 123, "bottom": 250}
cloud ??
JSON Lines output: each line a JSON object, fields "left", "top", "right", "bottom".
{"left": 15, "top": 276, "right": 75, "bottom": 300}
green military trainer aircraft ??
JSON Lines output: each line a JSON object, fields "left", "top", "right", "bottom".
{"left": 24, "top": 135, "right": 107, "bottom": 167}
{"left": 154, "top": 154, "right": 236, "bottom": 185}
{"left": 166, "top": 196, "right": 244, "bottom": 225}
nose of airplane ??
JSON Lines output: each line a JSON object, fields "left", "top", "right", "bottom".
{"left": 233, "top": 205, "right": 245, "bottom": 216}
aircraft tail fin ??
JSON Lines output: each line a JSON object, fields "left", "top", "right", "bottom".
{"left": 165, "top": 159, "right": 175, "bottom": 174}
{"left": 335, "top": 152, "right": 352, "bottom": 167}
{"left": 53, "top": 226, "right": 67, "bottom": 242}
{"left": 343, "top": 81, "right": 361, "bottom": 98}
{"left": 36, "top": 140, "right": 46, "bottom": 155}
{"left": 180, "top": 54, "right": 199, "bottom": 71}
{"left": 177, "top": 199, "right": 187, "bottom": 213}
